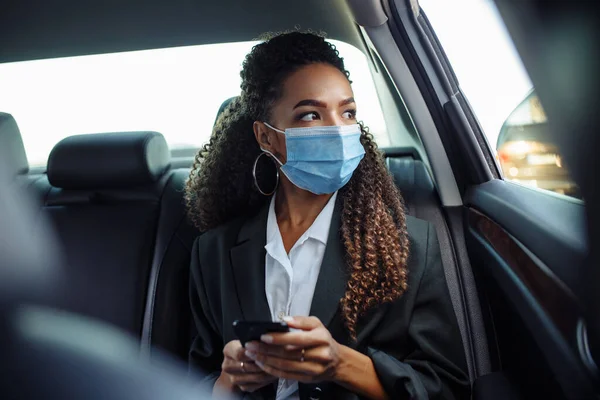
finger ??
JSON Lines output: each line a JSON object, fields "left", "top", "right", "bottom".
{"left": 224, "top": 344, "right": 255, "bottom": 363}
{"left": 246, "top": 343, "right": 333, "bottom": 364}
{"left": 222, "top": 358, "right": 263, "bottom": 374}
{"left": 260, "top": 329, "right": 327, "bottom": 347}
{"left": 283, "top": 316, "right": 323, "bottom": 331}
{"left": 245, "top": 341, "right": 303, "bottom": 360}
{"left": 254, "top": 361, "right": 319, "bottom": 383}
{"left": 249, "top": 351, "right": 324, "bottom": 375}
{"left": 223, "top": 340, "right": 243, "bottom": 359}
{"left": 234, "top": 345, "right": 257, "bottom": 362}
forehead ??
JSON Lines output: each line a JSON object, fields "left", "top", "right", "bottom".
{"left": 278, "top": 63, "right": 353, "bottom": 105}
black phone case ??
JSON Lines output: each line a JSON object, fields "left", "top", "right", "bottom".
{"left": 232, "top": 320, "right": 289, "bottom": 346}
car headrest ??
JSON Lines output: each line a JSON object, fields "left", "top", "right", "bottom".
{"left": 0, "top": 112, "right": 29, "bottom": 176}
{"left": 214, "top": 96, "right": 238, "bottom": 127}
{"left": 386, "top": 157, "right": 436, "bottom": 215}
{"left": 47, "top": 131, "right": 170, "bottom": 190}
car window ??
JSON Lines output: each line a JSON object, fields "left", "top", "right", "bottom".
{"left": 0, "top": 40, "right": 388, "bottom": 167}
{"left": 419, "top": 0, "right": 581, "bottom": 199}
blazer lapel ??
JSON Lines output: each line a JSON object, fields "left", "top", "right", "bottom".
{"left": 309, "top": 200, "right": 348, "bottom": 328}
{"left": 230, "top": 199, "right": 349, "bottom": 328}
{"left": 230, "top": 205, "right": 272, "bottom": 322}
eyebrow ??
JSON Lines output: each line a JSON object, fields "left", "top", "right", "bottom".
{"left": 339, "top": 97, "right": 355, "bottom": 107}
{"left": 293, "top": 97, "right": 355, "bottom": 109}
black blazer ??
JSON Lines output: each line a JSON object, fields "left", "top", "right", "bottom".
{"left": 189, "top": 201, "right": 470, "bottom": 399}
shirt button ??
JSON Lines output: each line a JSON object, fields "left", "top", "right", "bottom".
{"left": 277, "top": 311, "right": 285, "bottom": 320}
{"left": 309, "top": 386, "right": 322, "bottom": 400}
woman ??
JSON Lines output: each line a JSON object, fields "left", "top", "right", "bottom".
{"left": 185, "top": 31, "right": 469, "bottom": 399}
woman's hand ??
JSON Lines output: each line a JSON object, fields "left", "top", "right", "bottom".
{"left": 214, "top": 340, "right": 278, "bottom": 395}
{"left": 244, "top": 316, "right": 343, "bottom": 383}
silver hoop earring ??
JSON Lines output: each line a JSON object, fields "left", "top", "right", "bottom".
{"left": 253, "top": 152, "right": 279, "bottom": 196}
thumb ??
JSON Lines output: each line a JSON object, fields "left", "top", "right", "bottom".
{"left": 283, "top": 316, "right": 322, "bottom": 331}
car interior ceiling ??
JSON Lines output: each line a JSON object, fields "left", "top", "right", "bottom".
{"left": 0, "top": 0, "right": 363, "bottom": 64}
{"left": 7, "top": 1, "right": 600, "bottom": 399}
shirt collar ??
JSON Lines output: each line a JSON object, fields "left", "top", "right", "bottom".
{"left": 306, "top": 191, "right": 337, "bottom": 245}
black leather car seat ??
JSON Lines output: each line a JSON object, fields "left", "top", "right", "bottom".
{"left": 38, "top": 131, "right": 171, "bottom": 338}
{"left": 0, "top": 136, "right": 209, "bottom": 400}
{"left": 2, "top": 112, "right": 201, "bottom": 362}
{"left": 141, "top": 167, "right": 200, "bottom": 360}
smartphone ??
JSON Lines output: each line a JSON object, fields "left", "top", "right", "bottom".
{"left": 233, "top": 320, "right": 289, "bottom": 346}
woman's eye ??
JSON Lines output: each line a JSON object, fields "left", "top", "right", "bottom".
{"left": 343, "top": 110, "right": 357, "bottom": 119}
{"left": 299, "top": 112, "right": 319, "bottom": 121}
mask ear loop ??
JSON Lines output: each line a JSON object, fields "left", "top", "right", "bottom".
{"left": 263, "top": 122, "right": 285, "bottom": 134}
{"left": 253, "top": 152, "right": 280, "bottom": 196}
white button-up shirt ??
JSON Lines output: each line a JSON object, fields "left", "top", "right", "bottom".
{"left": 264, "top": 191, "right": 338, "bottom": 400}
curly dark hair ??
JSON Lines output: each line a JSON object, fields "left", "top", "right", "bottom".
{"left": 185, "top": 31, "right": 409, "bottom": 339}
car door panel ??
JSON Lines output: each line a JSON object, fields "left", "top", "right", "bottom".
{"left": 466, "top": 183, "right": 592, "bottom": 398}
{"left": 466, "top": 180, "right": 586, "bottom": 293}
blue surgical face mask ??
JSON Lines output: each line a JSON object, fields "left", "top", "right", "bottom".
{"left": 261, "top": 122, "right": 365, "bottom": 195}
